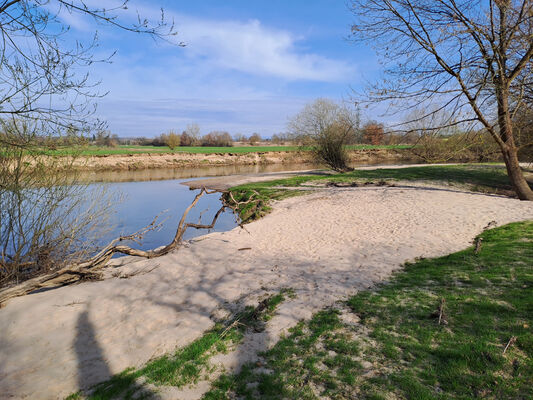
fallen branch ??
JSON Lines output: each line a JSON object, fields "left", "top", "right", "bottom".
{"left": 0, "top": 188, "right": 259, "bottom": 306}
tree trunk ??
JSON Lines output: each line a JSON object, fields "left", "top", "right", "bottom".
{"left": 496, "top": 85, "right": 533, "bottom": 201}
{"left": 501, "top": 146, "right": 533, "bottom": 200}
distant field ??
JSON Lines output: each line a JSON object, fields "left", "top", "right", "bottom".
{"left": 48, "top": 144, "right": 411, "bottom": 156}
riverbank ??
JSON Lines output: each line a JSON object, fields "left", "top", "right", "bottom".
{"left": 1, "top": 166, "right": 532, "bottom": 399}
{"left": 69, "top": 148, "right": 415, "bottom": 172}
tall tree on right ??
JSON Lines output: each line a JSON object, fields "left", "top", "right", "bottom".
{"left": 350, "top": 0, "right": 533, "bottom": 200}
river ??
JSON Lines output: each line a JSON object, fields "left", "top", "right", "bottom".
{"left": 83, "top": 161, "right": 416, "bottom": 251}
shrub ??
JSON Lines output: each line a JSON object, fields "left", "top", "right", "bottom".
{"left": 166, "top": 132, "right": 180, "bottom": 150}
{"left": 248, "top": 133, "right": 261, "bottom": 145}
{"left": 288, "top": 98, "right": 359, "bottom": 172}
{"left": 201, "top": 131, "right": 233, "bottom": 147}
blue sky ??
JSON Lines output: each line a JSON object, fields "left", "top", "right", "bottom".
{"left": 65, "top": 0, "right": 380, "bottom": 138}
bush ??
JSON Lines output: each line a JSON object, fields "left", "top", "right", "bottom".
{"left": 178, "top": 132, "right": 192, "bottom": 146}
{"left": 362, "top": 122, "right": 385, "bottom": 145}
{"left": 201, "top": 131, "right": 233, "bottom": 147}
{"left": 248, "top": 133, "right": 261, "bottom": 145}
{"left": 288, "top": 98, "right": 359, "bottom": 172}
{"left": 166, "top": 132, "right": 180, "bottom": 149}
{"left": 514, "top": 106, "right": 533, "bottom": 162}
{"left": 313, "top": 122, "right": 352, "bottom": 171}
{"left": 410, "top": 131, "right": 501, "bottom": 163}
{"left": 0, "top": 119, "right": 112, "bottom": 286}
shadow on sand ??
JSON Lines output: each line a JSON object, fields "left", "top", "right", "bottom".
{"left": 74, "top": 309, "right": 158, "bottom": 399}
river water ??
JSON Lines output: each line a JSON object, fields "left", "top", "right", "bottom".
{"left": 84, "top": 161, "right": 414, "bottom": 251}
{"left": 84, "top": 163, "right": 319, "bottom": 251}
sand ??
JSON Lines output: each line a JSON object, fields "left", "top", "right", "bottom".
{"left": 1, "top": 185, "right": 532, "bottom": 399}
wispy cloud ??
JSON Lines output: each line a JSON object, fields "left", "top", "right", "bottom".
{"left": 97, "top": 96, "right": 309, "bottom": 136}
{"left": 177, "top": 16, "right": 353, "bottom": 82}
{"left": 67, "top": 0, "right": 358, "bottom": 136}
{"left": 90, "top": 0, "right": 355, "bottom": 82}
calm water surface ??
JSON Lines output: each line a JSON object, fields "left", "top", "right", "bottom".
{"left": 89, "top": 161, "right": 415, "bottom": 251}
{"left": 89, "top": 163, "right": 320, "bottom": 251}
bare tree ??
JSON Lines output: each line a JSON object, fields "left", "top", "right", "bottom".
{"left": 185, "top": 123, "right": 201, "bottom": 146}
{"left": 288, "top": 98, "right": 360, "bottom": 171}
{"left": 248, "top": 133, "right": 262, "bottom": 145}
{"left": 362, "top": 121, "right": 385, "bottom": 145}
{"left": 0, "top": 1, "right": 179, "bottom": 133}
{"left": 0, "top": 119, "right": 114, "bottom": 285}
{"left": 0, "top": 1, "right": 181, "bottom": 284}
{"left": 350, "top": 0, "right": 533, "bottom": 200}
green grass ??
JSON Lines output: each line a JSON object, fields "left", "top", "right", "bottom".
{"left": 226, "top": 164, "right": 527, "bottom": 223}
{"left": 46, "top": 144, "right": 409, "bottom": 157}
{"left": 68, "top": 289, "right": 293, "bottom": 400}
{"left": 203, "top": 221, "right": 533, "bottom": 400}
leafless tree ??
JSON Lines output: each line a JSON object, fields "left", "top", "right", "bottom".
{"left": 0, "top": 1, "right": 181, "bottom": 285}
{"left": 185, "top": 123, "right": 201, "bottom": 146}
{"left": 0, "top": 118, "right": 115, "bottom": 285}
{"left": 350, "top": 0, "right": 533, "bottom": 200}
{"left": 288, "top": 98, "right": 360, "bottom": 171}
{"left": 0, "top": 0, "right": 180, "bottom": 133}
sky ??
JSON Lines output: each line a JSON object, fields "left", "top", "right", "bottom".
{"left": 61, "top": 0, "right": 380, "bottom": 138}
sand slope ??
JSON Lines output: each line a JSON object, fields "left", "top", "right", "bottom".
{"left": 1, "top": 186, "right": 532, "bottom": 399}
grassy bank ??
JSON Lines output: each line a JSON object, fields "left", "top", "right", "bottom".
{"left": 67, "top": 289, "right": 295, "bottom": 400}
{"left": 48, "top": 144, "right": 410, "bottom": 157}
{"left": 204, "top": 221, "right": 533, "bottom": 399}
{"left": 227, "top": 165, "right": 529, "bottom": 223}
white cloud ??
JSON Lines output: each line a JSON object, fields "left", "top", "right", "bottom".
{"left": 72, "top": 1, "right": 357, "bottom": 136}
{"left": 83, "top": 0, "right": 355, "bottom": 82}
{"left": 177, "top": 17, "right": 353, "bottom": 82}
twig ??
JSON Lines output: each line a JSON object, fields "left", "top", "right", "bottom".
{"left": 474, "top": 237, "right": 483, "bottom": 254}
{"left": 438, "top": 298, "right": 446, "bottom": 325}
{"left": 503, "top": 336, "right": 517, "bottom": 355}
{"left": 220, "top": 319, "right": 245, "bottom": 338}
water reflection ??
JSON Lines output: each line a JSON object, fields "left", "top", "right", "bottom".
{"left": 78, "top": 163, "right": 321, "bottom": 183}
{"left": 77, "top": 160, "right": 418, "bottom": 184}
{"left": 87, "top": 161, "right": 419, "bottom": 251}
{"left": 98, "top": 179, "right": 237, "bottom": 251}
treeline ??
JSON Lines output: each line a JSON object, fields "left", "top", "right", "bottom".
{"left": 149, "top": 130, "right": 234, "bottom": 149}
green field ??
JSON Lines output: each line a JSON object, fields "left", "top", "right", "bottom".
{"left": 47, "top": 144, "right": 411, "bottom": 157}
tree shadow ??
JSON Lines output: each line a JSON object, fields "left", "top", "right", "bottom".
{"left": 75, "top": 309, "right": 159, "bottom": 399}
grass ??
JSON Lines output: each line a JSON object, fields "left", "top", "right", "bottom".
{"left": 226, "top": 164, "right": 528, "bottom": 223}
{"left": 203, "top": 221, "right": 533, "bottom": 400}
{"left": 67, "top": 289, "right": 294, "bottom": 400}
{"left": 47, "top": 144, "right": 409, "bottom": 157}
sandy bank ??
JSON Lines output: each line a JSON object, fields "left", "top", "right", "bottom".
{"left": 0, "top": 185, "right": 532, "bottom": 399}
{"left": 71, "top": 148, "right": 413, "bottom": 172}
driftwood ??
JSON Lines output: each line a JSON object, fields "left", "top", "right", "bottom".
{"left": 0, "top": 188, "right": 259, "bottom": 306}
